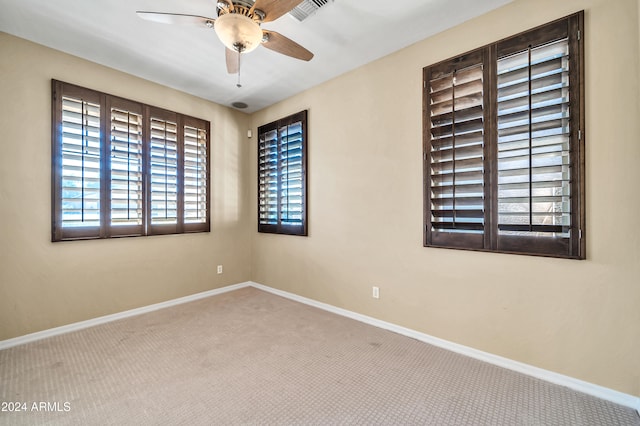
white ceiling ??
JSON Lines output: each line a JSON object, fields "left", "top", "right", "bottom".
{"left": 0, "top": 0, "right": 512, "bottom": 113}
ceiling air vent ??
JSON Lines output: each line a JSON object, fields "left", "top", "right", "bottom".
{"left": 289, "top": 0, "right": 333, "bottom": 22}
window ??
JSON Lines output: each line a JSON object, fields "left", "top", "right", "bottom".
{"left": 257, "top": 110, "right": 308, "bottom": 236}
{"left": 423, "top": 12, "right": 584, "bottom": 258}
{"left": 51, "top": 81, "right": 210, "bottom": 241}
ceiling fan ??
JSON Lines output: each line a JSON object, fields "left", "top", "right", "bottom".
{"left": 137, "top": 0, "right": 314, "bottom": 85}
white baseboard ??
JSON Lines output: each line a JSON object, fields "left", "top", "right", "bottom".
{"left": 0, "top": 282, "right": 252, "bottom": 351}
{"left": 1, "top": 280, "right": 638, "bottom": 412}
{"left": 248, "top": 282, "right": 640, "bottom": 413}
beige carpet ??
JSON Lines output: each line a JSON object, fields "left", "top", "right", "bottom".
{"left": 1, "top": 287, "right": 638, "bottom": 425}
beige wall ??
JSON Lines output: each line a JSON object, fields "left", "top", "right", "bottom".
{"left": 250, "top": 0, "right": 640, "bottom": 396}
{"left": 0, "top": 34, "right": 252, "bottom": 340}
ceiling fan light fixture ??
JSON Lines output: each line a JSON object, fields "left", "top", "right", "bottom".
{"left": 214, "top": 13, "right": 263, "bottom": 53}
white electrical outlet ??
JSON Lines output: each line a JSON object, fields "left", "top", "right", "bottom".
{"left": 372, "top": 286, "right": 380, "bottom": 299}
{"left": 217, "top": 265, "right": 223, "bottom": 274}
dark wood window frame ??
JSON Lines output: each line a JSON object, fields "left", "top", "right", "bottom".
{"left": 51, "top": 80, "right": 210, "bottom": 242}
{"left": 423, "top": 12, "right": 585, "bottom": 259}
{"left": 257, "top": 110, "right": 308, "bottom": 236}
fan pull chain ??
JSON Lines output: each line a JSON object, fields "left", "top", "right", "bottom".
{"left": 237, "top": 52, "right": 242, "bottom": 88}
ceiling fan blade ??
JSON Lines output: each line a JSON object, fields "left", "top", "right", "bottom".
{"left": 250, "top": 0, "right": 304, "bottom": 22}
{"left": 136, "top": 11, "right": 215, "bottom": 28}
{"left": 262, "top": 31, "right": 314, "bottom": 61}
{"left": 225, "top": 48, "right": 239, "bottom": 74}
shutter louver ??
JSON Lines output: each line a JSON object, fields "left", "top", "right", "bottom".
{"left": 60, "top": 96, "right": 101, "bottom": 228}
{"left": 184, "top": 125, "right": 208, "bottom": 224}
{"left": 258, "top": 128, "right": 279, "bottom": 226}
{"left": 429, "top": 64, "right": 485, "bottom": 234}
{"left": 150, "top": 117, "right": 178, "bottom": 224}
{"left": 110, "top": 108, "right": 143, "bottom": 227}
{"left": 280, "top": 121, "right": 304, "bottom": 226}
{"left": 497, "top": 38, "right": 571, "bottom": 238}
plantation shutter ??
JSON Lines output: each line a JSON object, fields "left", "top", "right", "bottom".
{"left": 495, "top": 15, "right": 582, "bottom": 257}
{"left": 497, "top": 39, "right": 570, "bottom": 234}
{"left": 425, "top": 50, "right": 488, "bottom": 249}
{"left": 149, "top": 112, "right": 179, "bottom": 232}
{"left": 183, "top": 117, "right": 210, "bottom": 232}
{"left": 279, "top": 119, "right": 304, "bottom": 227}
{"left": 52, "top": 82, "right": 104, "bottom": 241}
{"left": 423, "top": 12, "right": 584, "bottom": 258}
{"left": 258, "top": 126, "right": 279, "bottom": 226}
{"left": 52, "top": 80, "right": 211, "bottom": 241}
{"left": 257, "top": 110, "right": 307, "bottom": 236}
{"left": 61, "top": 96, "right": 102, "bottom": 228}
{"left": 109, "top": 99, "right": 144, "bottom": 235}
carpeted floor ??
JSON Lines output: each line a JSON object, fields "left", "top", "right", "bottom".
{"left": 1, "top": 287, "right": 638, "bottom": 425}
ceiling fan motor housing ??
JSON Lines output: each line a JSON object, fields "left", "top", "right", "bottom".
{"left": 216, "top": 0, "right": 265, "bottom": 21}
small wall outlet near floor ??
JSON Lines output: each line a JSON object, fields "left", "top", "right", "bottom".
{"left": 372, "top": 286, "right": 380, "bottom": 299}
{"left": 217, "top": 265, "right": 223, "bottom": 274}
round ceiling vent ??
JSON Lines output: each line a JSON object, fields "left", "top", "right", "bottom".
{"left": 232, "top": 102, "right": 248, "bottom": 109}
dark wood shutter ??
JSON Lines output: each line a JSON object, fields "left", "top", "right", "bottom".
{"left": 52, "top": 82, "right": 104, "bottom": 241}
{"left": 108, "top": 97, "right": 144, "bottom": 236}
{"left": 183, "top": 116, "right": 210, "bottom": 233}
{"left": 423, "top": 12, "right": 584, "bottom": 258}
{"left": 279, "top": 118, "right": 305, "bottom": 228}
{"left": 257, "top": 110, "right": 307, "bottom": 236}
{"left": 425, "top": 49, "right": 489, "bottom": 250}
{"left": 497, "top": 41, "right": 569, "bottom": 227}
{"left": 495, "top": 14, "right": 583, "bottom": 257}
{"left": 148, "top": 109, "right": 179, "bottom": 234}
{"left": 52, "top": 80, "right": 211, "bottom": 241}
{"left": 258, "top": 124, "right": 279, "bottom": 227}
